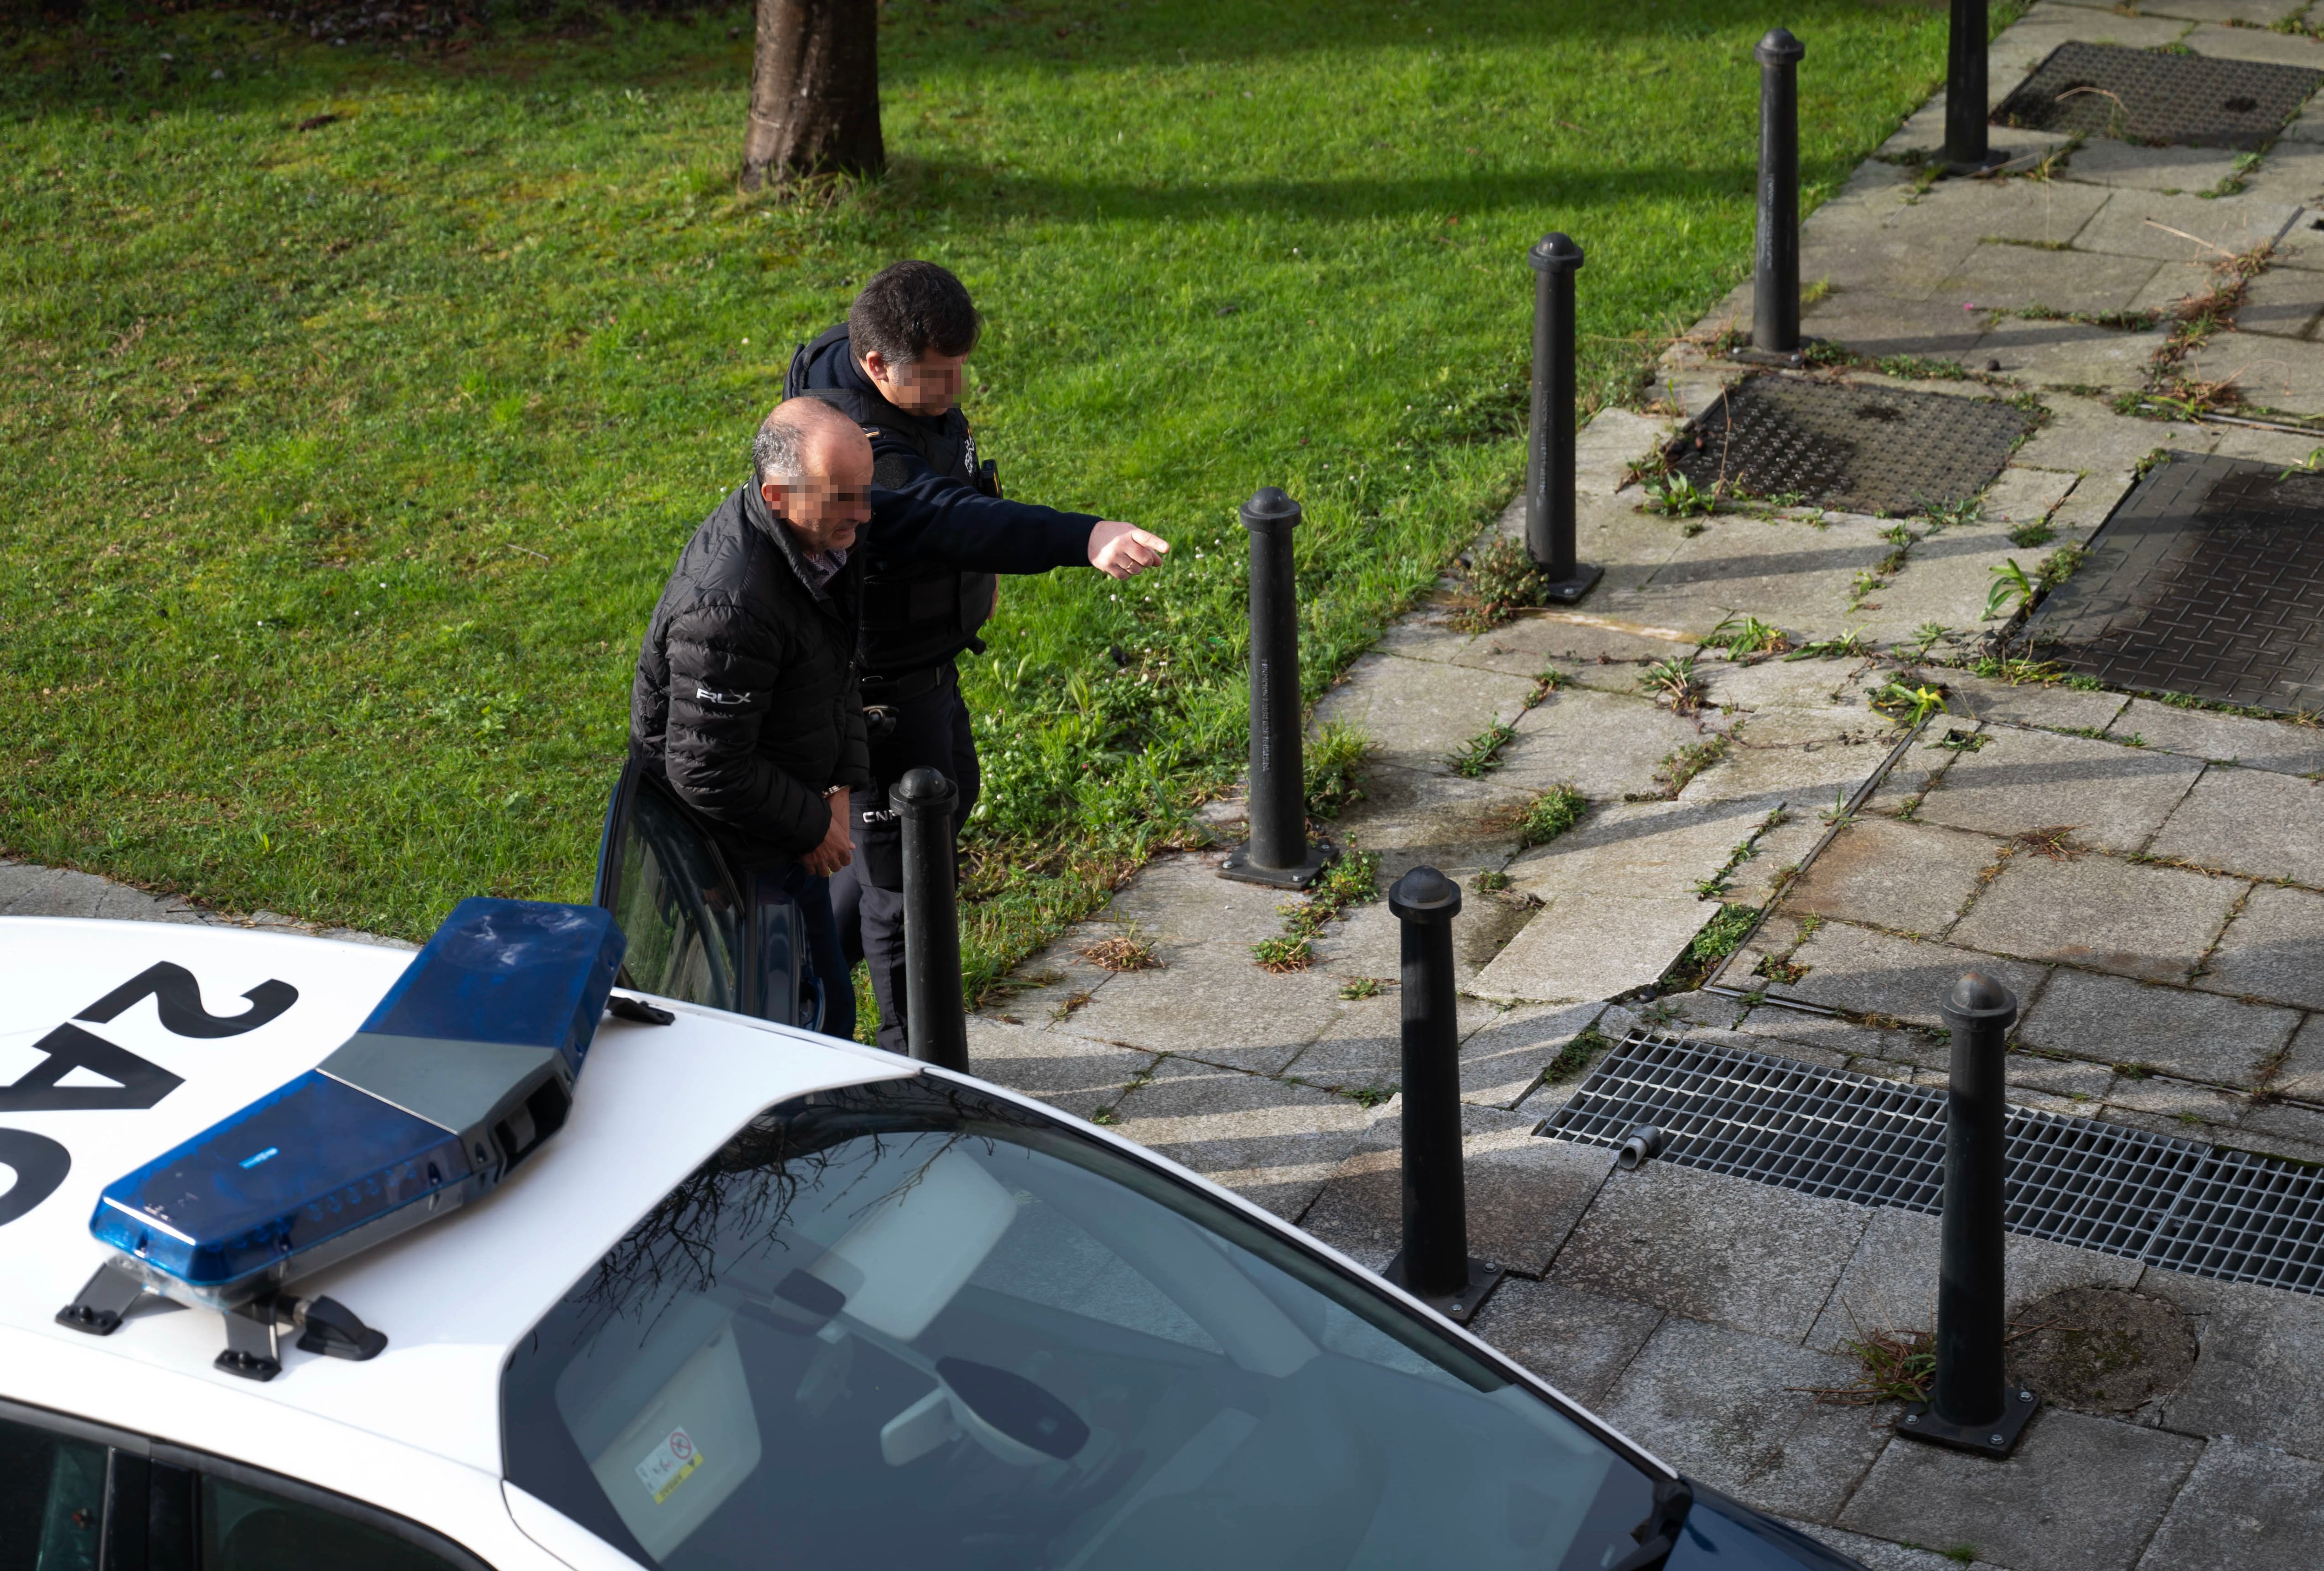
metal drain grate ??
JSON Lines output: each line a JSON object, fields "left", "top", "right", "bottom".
{"left": 1994, "top": 41, "right": 2323, "bottom": 150}
{"left": 1542, "top": 1030, "right": 2324, "bottom": 1295}
{"left": 2024, "top": 452, "right": 2324, "bottom": 715}
{"left": 1667, "top": 376, "right": 2033, "bottom": 518}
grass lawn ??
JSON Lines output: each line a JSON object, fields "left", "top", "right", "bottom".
{"left": 3, "top": 0, "right": 1969, "bottom": 1005}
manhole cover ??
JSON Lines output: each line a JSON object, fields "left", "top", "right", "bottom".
{"left": 2025, "top": 452, "right": 2324, "bottom": 714}
{"left": 1995, "top": 40, "right": 2324, "bottom": 150}
{"left": 2006, "top": 1286, "right": 2197, "bottom": 1415}
{"left": 1668, "top": 376, "right": 2033, "bottom": 517}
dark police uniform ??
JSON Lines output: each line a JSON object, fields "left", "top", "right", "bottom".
{"left": 786, "top": 324, "right": 1099, "bottom": 1051}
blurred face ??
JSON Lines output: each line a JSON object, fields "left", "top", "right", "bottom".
{"left": 765, "top": 425, "right": 874, "bottom": 555}
{"left": 860, "top": 347, "right": 968, "bottom": 417}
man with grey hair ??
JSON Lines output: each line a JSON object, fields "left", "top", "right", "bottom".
{"left": 628, "top": 397, "right": 875, "bottom": 1041}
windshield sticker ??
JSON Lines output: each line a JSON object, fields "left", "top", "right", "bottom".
{"left": 635, "top": 1428, "right": 702, "bottom": 1505}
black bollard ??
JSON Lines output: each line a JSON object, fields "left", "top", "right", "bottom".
{"left": 892, "top": 767, "right": 969, "bottom": 1073}
{"left": 1524, "top": 234, "right": 1604, "bottom": 605}
{"left": 1943, "top": 0, "right": 2009, "bottom": 174}
{"left": 1897, "top": 971, "right": 2039, "bottom": 1456}
{"left": 1221, "top": 487, "right": 1332, "bottom": 890}
{"left": 1751, "top": 29, "right": 1806, "bottom": 360}
{"left": 1382, "top": 867, "right": 1505, "bottom": 1325}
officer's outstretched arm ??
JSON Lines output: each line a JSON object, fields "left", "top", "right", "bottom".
{"left": 1089, "top": 520, "right": 1170, "bottom": 579}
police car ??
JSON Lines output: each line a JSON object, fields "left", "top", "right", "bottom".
{"left": 0, "top": 885, "right": 1863, "bottom": 1569}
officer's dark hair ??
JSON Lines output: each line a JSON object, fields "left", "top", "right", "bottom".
{"left": 849, "top": 260, "right": 980, "bottom": 369}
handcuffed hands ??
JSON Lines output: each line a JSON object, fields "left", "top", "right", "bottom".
{"left": 1088, "top": 520, "right": 1171, "bottom": 579}
{"left": 804, "top": 789, "right": 853, "bottom": 877}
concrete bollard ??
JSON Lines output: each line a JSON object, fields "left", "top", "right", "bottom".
{"left": 893, "top": 767, "right": 969, "bottom": 1073}
{"left": 1752, "top": 28, "right": 1806, "bottom": 359}
{"left": 1896, "top": 971, "right": 2040, "bottom": 1456}
{"left": 1523, "top": 234, "right": 1604, "bottom": 604}
{"left": 1943, "top": 0, "right": 2009, "bottom": 174}
{"left": 1384, "top": 867, "right": 1505, "bottom": 1325}
{"left": 1221, "top": 487, "right": 1331, "bottom": 891}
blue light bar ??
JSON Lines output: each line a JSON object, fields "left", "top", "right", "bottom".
{"left": 92, "top": 899, "right": 624, "bottom": 1306}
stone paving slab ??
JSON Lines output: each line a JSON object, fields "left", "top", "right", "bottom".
{"left": 1492, "top": 686, "right": 1708, "bottom": 801}
{"left": 2105, "top": 697, "right": 2324, "bottom": 773}
{"left": 1838, "top": 1407, "right": 2201, "bottom": 1571}
{"left": 1300, "top": 1102, "right": 1611, "bottom": 1278}
{"left": 2008, "top": 396, "right": 2210, "bottom": 474}
{"left": 1467, "top": 1278, "right": 1665, "bottom": 1409}
{"left": 2231, "top": 261, "right": 2324, "bottom": 338}
{"left": 1044, "top": 938, "right": 1350, "bottom": 1076}
{"left": 1768, "top": 920, "right": 2054, "bottom": 1028}
{"left": 1978, "top": 318, "right": 2170, "bottom": 392}
{"left": 1943, "top": 672, "right": 2133, "bottom": 733}
{"left": 1935, "top": 239, "right": 2163, "bottom": 314}
{"left": 2178, "top": 18, "right": 2324, "bottom": 66}
{"left": 2140, "top": 1270, "right": 2324, "bottom": 1463}
{"left": 1548, "top": 1160, "right": 1868, "bottom": 1343}
{"left": 2194, "top": 881, "right": 2324, "bottom": 1011}
{"left": 1789, "top": 1521, "right": 2012, "bottom": 1571}
{"left": 1504, "top": 799, "right": 1763, "bottom": 901}
{"left": 1797, "top": 293, "right": 1994, "bottom": 358}
{"left": 2267, "top": 1013, "right": 2324, "bottom": 1099}
{"left": 2059, "top": 139, "right": 2250, "bottom": 194}
{"left": 1595, "top": 1316, "right": 1894, "bottom": 1523}
{"left": 2181, "top": 330, "right": 2324, "bottom": 416}
{"left": 1609, "top": 514, "right": 1902, "bottom": 643}
{"left": 1676, "top": 720, "right": 1890, "bottom": 807}
{"left": 2072, "top": 189, "right": 2304, "bottom": 263}
{"left": 1312, "top": 650, "right": 1541, "bottom": 775}
{"left": 1470, "top": 892, "right": 1714, "bottom": 1005}
{"left": 1805, "top": 1206, "right": 2146, "bottom": 1357}
{"left": 2017, "top": 966, "right": 2298, "bottom": 1086}
{"left": 965, "top": 1018, "right": 1155, "bottom": 1122}
{"left": 1949, "top": 850, "right": 2241, "bottom": 982}
{"left": 2146, "top": 765, "right": 2324, "bottom": 885}
{"left": 2136, "top": 1437, "right": 2324, "bottom": 1571}
{"left": 1780, "top": 817, "right": 2001, "bottom": 937}
{"left": 1102, "top": 1058, "right": 1376, "bottom": 1220}
{"left": 1908, "top": 725, "right": 2204, "bottom": 855}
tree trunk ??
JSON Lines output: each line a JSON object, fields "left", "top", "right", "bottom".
{"left": 741, "top": 0, "right": 883, "bottom": 190}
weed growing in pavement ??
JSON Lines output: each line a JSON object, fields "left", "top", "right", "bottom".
{"left": 1870, "top": 679, "right": 1948, "bottom": 727}
{"left": 1644, "top": 471, "right": 1723, "bottom": 517}
{"left": 1079, "top": 931, "right": 1162, "bottom": 971}
{"left": 1545, "top": 1024, "right": 1614, "bottom": 1084}
{"left": 1251, "top": 935, "right": 1315, "bottom": 973}
{"left": 1447, "top": 718, "right": 1519, "bottom": 777}
{"left": 1515, "top": 783, "right": 1589, "bottom": 848}
{"left": 1339, "top": 976, "right": 1384, "bottom": 1000}
{"left": 1473, "top": 868, "right": 1513, "bottom": 892}
{"left": 1679, "top": 902, "right": 1760, "bottom": 977}
{"left": 1785, "top": 627, "right": 1874, "bottom": 661}
{"left": 1454, "top": 537, "right": 1550, "bottom": 631}
{"left": 1650, "top": 736, "right": 1730, "bottom": 797}
{"left": 1305, "top": 721, "right": 1376, "bottom": 818}
{"left": 1793, "top": 1325, "right": 1936, "bottom": 1405}
{"left": 2007, "top": 520, "right": 2057, "bottom": 549}
{"left": 2016, "top": 825, "right": 2086, "bottom": 860}
{"left": 1967, "top": 654, "right": 2061, "bottom": 684}
{"left": 1934, "top": 727, "right": 1988, "bottom": 754}
{"left": 1706, "top": 613, "right": 1792, "bottom": 658}
{"left": 1985, "top": 557, "right": 2039, "bottom": 620}
{"left": 1919, "top": 495, "right": 1984, "bottom": 529}
{"left": 1640, "top": 656, "right": 1705, "bottom": 714}
{"left": 1875, "top": 354, "right": 1972, "bottom": 380}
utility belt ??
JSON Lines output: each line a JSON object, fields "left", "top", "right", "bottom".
{"left": 859, "top": 663, "right": 951, "bottom": 744}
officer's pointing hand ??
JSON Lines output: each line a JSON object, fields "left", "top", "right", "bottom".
{"left": 1088, "top": 520, "right": 1170, "bottom": 580}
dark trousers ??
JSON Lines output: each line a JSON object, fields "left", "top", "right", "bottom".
{"left": 831, "top": 664, "right": 980, "bottom": 1054}
{"left": 753, "top": 863, "right": 854, "bottom": 1045}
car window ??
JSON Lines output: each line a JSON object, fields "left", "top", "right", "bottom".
{"left": 0, "top": 1414, "right": 106, "bottom": 1571}
{"left": 198, "top": 1474, "right": 466, "bottom": 1571}
{"left": 503, "top": 1077, "right": 1657, "bottom": 1571}
{"left": 601, "top": 772, "right": 744, "bottom": 1013}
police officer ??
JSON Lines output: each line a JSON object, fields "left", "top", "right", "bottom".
{"left": 787, "top": 259, "right": 1168, "bottom": 1052}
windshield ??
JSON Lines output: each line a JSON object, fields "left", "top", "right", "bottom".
{"left": 502, "top": 1076, "right": 1657, "bottom": 1571}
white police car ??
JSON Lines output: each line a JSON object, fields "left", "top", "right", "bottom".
{"left": 0, "top": 891, "right": 1862, "bottom": 1571}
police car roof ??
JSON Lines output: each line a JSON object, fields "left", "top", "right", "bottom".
{"left": 0, "top": 916, "right": 911, "bottom": 1479}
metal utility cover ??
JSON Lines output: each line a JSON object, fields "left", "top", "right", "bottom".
{"left": 1667, "top": 376, "right": 2032, "bottom": 517}
{"left": 2024, "top": 452, "right": 2324, "bottom": 714}
{"left": 1994, "top": 41, "right": 2324, "bottom": 150}
{"left": 1541, "top": 1028, "right": 2324, "bottom": 1295}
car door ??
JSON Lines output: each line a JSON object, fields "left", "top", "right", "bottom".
{"left": 593, "top": 759, "right": 805, "bottom": 1025}
{"left": 0, "top": 1399, "right": 501, "bottom": 1571}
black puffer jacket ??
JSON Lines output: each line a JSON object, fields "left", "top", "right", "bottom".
{"left": 629, "top": 481, "right": 870, "bottom": 869}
